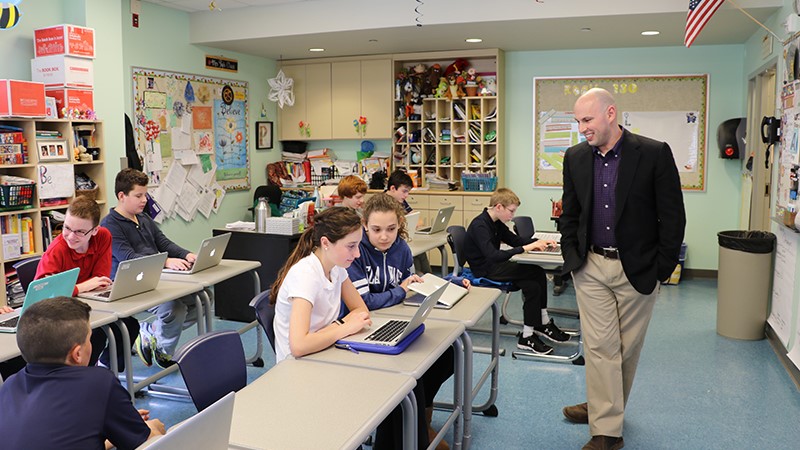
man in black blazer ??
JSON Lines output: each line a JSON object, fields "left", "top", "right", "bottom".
{"left": 559, "top": 88, "right": 685, "bottom": 450}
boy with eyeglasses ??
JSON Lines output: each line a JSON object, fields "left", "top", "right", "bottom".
{"left": 34, "top": 196, "right": 140, "bottom": 370}
{"left": 463, "top": 188, "right": 569, "bottom": 355}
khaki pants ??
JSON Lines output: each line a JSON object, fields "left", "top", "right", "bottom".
{"left": 572, "top": 252, "right": 658, "bottom": 437}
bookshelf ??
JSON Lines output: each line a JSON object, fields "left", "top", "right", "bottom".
{"left": 391, "top": 49, "right": 504, "bottom": 189}
{"left": 0, "top": 118, "right": 106, "bottom": 307}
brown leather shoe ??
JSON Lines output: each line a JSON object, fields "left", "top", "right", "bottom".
{"left": 562, "top": 402, "right": 588, "bottom": 424}
{"left": 582, "top": 435, "right": 624, "bottom": 450}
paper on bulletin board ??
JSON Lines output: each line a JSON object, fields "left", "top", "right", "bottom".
{"left": 622, "top": 111, "right": 699, "bottom": 173}
{"left": 769, "top": 226, "right": 797, "bottom": 347}
{"left": 197, "top": 188, "right": 215, "bottom": 218}
{"left": 38, "top": 164, "right": 75, "bottom": 199}
{"left": 164, "top": 161, "right": 187, "bottom": 194}
{"left": 536, "top": 111, "right": 580, "bottom": 174}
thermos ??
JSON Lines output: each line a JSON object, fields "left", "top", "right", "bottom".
{"left": 255, "top": 197, "right": 270, "bottom": 233}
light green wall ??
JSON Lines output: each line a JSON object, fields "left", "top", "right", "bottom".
{"left": 119, "top": 1, "right": 279, "bottom": 249}
{"left": 504, "top": 46, "right": 747, "bottom": 271}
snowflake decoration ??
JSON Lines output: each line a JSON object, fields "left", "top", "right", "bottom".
{"left": 268, "top": 70, "right": 295, "bottom": 109}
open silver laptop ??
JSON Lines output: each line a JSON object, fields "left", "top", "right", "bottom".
{"left": 527, "top": 231, "right": 562, "bottom": 256}
{"left": 163, "top": 233, "right": 231, "bottom": 275}
{"left": 416, "top": 206, "right": 455, "bottom": 235}
{"left": 405, "top": 273, "right": 468, "bottom": 309}
{"left": 337, "top": 283, "right": 447, "bottom": 347}
{"left": 136, "top": 392, "right": 235, "bottom": 450}
{"left": 405, "top": 211, "right": 421, "bottom": 242}
{"left": 78, "top": 253, "right": 167, "bottom": 302}
{"left": 0, "top": 268, "right": 79, "bottom": 333}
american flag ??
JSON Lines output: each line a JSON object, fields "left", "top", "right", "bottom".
{"left": 685, "top": 0, "right": 725, "bottom": 48}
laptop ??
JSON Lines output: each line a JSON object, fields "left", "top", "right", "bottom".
{"left": 336, "top": 283, "right": 447, "bottom": 354}
{"left": 405, "top": 273, "right": 468, "bottom": 309}
{"left": 78, "top": 252, "right": 167, "bottom": 302}
{"left": 0, "top": 268, "right": 80, "bottom": 333}
{"left": 527, "top": 231, "right": 562, "bottom": 256}
{"left": 405, "top": 211, "right": 421, "bottom": 242}
{"left": 416, "top": 206, "right": 455, "bottom": 235}
{"left": 136, "top": 392, "right": 235, "bottom": 450}
{"left": 162, "top": 233, "right": 231, "bottom": 275}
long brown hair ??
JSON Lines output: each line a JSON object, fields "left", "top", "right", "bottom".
{"left": 269, "top": 207, "right": 362, "bottom": 304}
{"left": 362, "top": 193, "right": 408, "bottom": 241}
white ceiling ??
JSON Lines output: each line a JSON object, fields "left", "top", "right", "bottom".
{"left": 142, "top": 0, "right": 783, "bottom": 60}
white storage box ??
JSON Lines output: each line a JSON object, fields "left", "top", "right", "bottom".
{"left": 32, "top": 55, "right": 94, "bottom": 88}
{"left": 264, "top": 217, "right": 301, "bottom": 235}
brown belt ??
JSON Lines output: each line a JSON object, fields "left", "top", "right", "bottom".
{"left": 590, "top": 245, "right": 619, "bottom": 259}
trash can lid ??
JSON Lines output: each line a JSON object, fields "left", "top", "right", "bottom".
{"left": 717, "top": 230, "right": 776, "bottom": 254}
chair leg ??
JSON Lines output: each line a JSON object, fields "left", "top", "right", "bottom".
{"left": 499, "top": 292, "right": 523, "bottom": 326}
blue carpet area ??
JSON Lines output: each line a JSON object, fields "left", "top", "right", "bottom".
{"left": 133, "top": 278, "right": 800, "bottom": 449}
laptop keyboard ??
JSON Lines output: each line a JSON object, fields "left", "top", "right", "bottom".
{"left": 0, "top": 316, "right": 19, "bottom": 328}
{"left": 529, "top": 245, "right": 561, "bottom": 254}
{"left": 365, "top": 320, "right": 409, "bottom": 342}
{"left": 95, "top": 290, "right": 112, "bottom": 298}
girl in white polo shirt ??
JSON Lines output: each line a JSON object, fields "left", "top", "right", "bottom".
{"left": 270, "top": 207, "right": 372, "bottom": 362}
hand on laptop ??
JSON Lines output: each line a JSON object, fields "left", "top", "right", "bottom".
{"left": 1, "top": 306, "right": 12, "bottom": 314}
{"left": 525, "top": 240, "right": 557, "bottom": 252}
{"left": 400, "top": 274, "right": 424, "bottom": 292}
{"left": 165, "top": 258, "right": 192, "bottom": 271}
{"left": 342, "top": 310, "right": 372, "bottom": 335}
{"left": 77, "top": 276, "right": 112, "bottom": 293}
{"left": 185, "top": 252, "right": 197, "bottom": 264}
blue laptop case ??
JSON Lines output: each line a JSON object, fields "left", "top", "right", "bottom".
{"left": 336, "top": 324, "right": 425, "bottom": 355}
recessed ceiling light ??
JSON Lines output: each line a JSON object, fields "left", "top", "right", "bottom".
{"left": 369, "top": 39, "right": 378, "bottom": 43}
{"left": 580, "top": 28, "right": 591, "bottom": 32}
{"left": 465, "top": 38, "right": 482, "bottom": 43}
{"left": 641, "top": 31, "right": 660, "bottom": 36}
{"left": 309, "top": 48, "right": 325, "bottom": 52}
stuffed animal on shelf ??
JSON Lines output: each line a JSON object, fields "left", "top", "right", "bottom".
{"left": 444, "top": 58, "right": 469, "bottom": 78}
{"left": 424, "top": 64, "right": 442, "bottom": 97}
{"left": 435, "top": 77, "right": 448, "bottom": 98}
{"left": 444, "top": 73, "right": 466, "bottom": 100}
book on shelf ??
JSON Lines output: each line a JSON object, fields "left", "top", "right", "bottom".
{"left": 0, "top": 142, "right": 28, "bottom": 165}
{"left": 0, "top": 132, "right": 24, "bottom": 144}
{"left": 35, "top": 130, "right": 61, "bottom": 139}
{"left": 0, "top": 214, "right": 35, "bottom": 256}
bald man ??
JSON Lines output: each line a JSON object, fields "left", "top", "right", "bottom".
{"left": 559, "top": 88, "right": 686, "bottom": 450}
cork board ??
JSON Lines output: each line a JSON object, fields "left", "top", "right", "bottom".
{"left": 533, "top": 75, "right": 708, "bottom": 191}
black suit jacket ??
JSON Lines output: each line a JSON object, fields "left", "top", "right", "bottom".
{"left": 560, "top": 129, "right": 686, "bottom": 294}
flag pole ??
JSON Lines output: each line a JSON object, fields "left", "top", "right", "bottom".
{"left": 726, "top": 0, "right": 781, "bottom": 41}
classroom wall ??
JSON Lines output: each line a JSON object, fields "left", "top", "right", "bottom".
{"left": 504, "top": 46, "right": 747, "bottom": 271}
{"left": 118, "top": 1, "right": 279, "bottom": 250}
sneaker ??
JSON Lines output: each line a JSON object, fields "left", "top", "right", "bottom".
{"left": 154, "top": 349, "right": 176, "bottom": 369}
{"left": 134, "top": 335, "right": 154, "bottom": 367}
{"left": 517, "top": 333, "right": 553, "bottom": 354}
{"left": 534, "top": 318, "right": 570, "bottom": 343}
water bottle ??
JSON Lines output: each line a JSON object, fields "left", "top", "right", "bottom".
{"left": 313, "top": 185, "right": 324, "bottom": 211}
{"left": 255, "top": 197, "right": 269, "bottom": 233}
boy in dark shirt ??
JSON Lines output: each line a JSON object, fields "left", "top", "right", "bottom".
{"left": 464, "top": 188, "right": 568, "bottom": 354}
{"left": 384, "top": 169, "right": 432, "bottom": 274}
{"left": 101, "top": 168, "right": 197, "bottom": 368}
{"left": 0, "top": 297, "right": 165, "bottom": 449}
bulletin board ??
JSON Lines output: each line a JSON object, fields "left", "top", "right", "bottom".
{"left": 533, "top": 75, "right": 709, "bottom": 191}
{"left": 131, "top": 67, "right": 250, "bottom": 194}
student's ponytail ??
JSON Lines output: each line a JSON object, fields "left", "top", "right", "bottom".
{"left": 269, "top": 207, "right": 361, "bottom": 305}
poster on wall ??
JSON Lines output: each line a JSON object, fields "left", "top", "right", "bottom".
{"left": 533, "top": 75, "right": 708, "bottom": 190}
{"left": 131, "top": 67, "right": 250, "bottom": 195}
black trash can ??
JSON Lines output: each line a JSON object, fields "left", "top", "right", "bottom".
{"left": 716, "top": 230, "right": 776, "bottom": 340}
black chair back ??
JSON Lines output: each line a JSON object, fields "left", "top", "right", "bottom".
{"left": 446, "top": 225, "right": 468, "bottom": 276}
{"left": 512, "top": 216, "right": 535, "bottom": 240}
{"left": 251, "top": 290, "right": 276, "bottom": 352}
{"left": 13, "top": 256, "right": 42, "bottom": 294}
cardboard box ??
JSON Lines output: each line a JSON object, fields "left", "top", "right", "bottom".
{"left": 0, "top": 80, "right": 46, "bottom": 117}
{"left": 31, "top": 55, "right": 94, "bottom": 88}
{"left": 34, "top": 24, "right": 95, "bottom": 59}
{"left": 46, "top": 88, "right": 94, "bottom": 117}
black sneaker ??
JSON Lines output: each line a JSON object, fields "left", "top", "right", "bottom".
{"left": 154, "top": 349, "right": 176, "bottom": 369}
{"left": 517, "top": 333, "right": 553, "bottom": 354}
{"left": 134, "top": 334, "right": 153, "bottom": 367}
{"left": 535, "top": 319, "right": 570, "bottom": 343}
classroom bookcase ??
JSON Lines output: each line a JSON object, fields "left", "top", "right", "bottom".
{"left": 0, "top": 118, "right": 106, "bottom": 306}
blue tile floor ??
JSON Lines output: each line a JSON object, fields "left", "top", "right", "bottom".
{"left": 132, "top": 278, "right": 800, "bottom": 449}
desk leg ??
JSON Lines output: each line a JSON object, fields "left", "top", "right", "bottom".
{"left": 116, "top": 320, "right": 134, "bottom": 399}
{"left": 193, "top": 293, "right": 205, "bottom": 335}
{"left": 451, "top": 337, "right": 464, "bottom": 450}
{"left": 202, "top": 288, "right": 214, "bottom": 332}
{"left": 401, "top": 391, "right": 418, "bottom": 450}
{"left": 101, "top": 324, "right": 118, "bottom": 375}
{"left": 439, "top": 244, "right": 448, "bottom": 278}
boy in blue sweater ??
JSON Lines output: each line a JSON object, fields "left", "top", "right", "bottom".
{"left": 101, "top": 168, "right": 197, "bottom": 368}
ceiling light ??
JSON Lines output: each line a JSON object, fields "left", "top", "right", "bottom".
{"left": 641, "top": 31, "right": 660, "bottom": 36}
{"left": 465, "top": 38, "right": 483, "bottom": 43}
{"left": 309, "top": 48, "right": 325, "bottom": 52}
{"left": 580, "top": 28, "right": 591, "bottom": 32}
{"left": 369, "top": 39, "right": 378, "bottom": 43}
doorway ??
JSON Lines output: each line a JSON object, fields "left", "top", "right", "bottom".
{"left": 743, "top": 66, "right": 777, "bottom": 231}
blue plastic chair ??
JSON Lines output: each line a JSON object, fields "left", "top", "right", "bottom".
{"left": 250, "top": 289, "right": 276, "bottom": 352}
{"left": 174, "top": 330, "right": 247, "bottom": 412}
